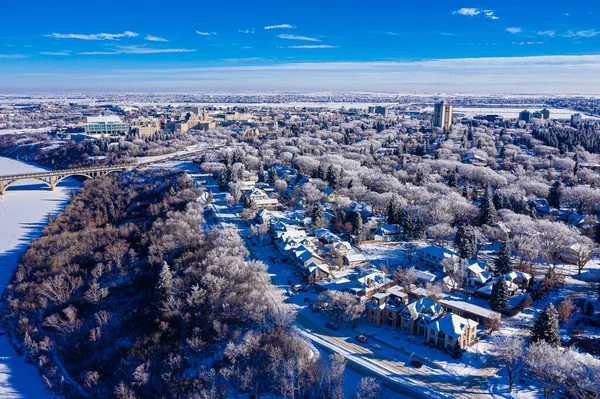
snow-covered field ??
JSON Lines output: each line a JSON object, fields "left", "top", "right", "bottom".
{"left": 0, "top": 156, "right": 80, "bottom": 398}
{"left": 0, "top": 128, "right": 53, "bottom": 136}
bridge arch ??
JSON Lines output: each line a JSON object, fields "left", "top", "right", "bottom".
{"left": 1, "top": 177, "right": 54, "bottom": 193}
{"left": 52, "top": 173, "right": 93, "bottom": 187}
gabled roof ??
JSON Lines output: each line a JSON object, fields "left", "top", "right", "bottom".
{"left": 427, "top": 313, "right": 478, "bottom": 338}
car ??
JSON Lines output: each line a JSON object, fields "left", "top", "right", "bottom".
{"left": 355, "top": 335, "right": 368, "bottom": 343}
{"left": 325, "top": 322, "right": 340, "bottom": 331}
{"left": 309, "top": 303, "right": 322, "bottom": 312}
{"left": 409, "top": 360, "right": 423, "bottom": 368}
{"left": 370, "top": 343, "right": 382, "bottom": 350}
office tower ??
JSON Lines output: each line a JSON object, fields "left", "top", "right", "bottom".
{"left": 433, "top": 101, "right": 453, "bottom": 130}
{"left": 519, "top": 110, "right": 530, "bottom": 123}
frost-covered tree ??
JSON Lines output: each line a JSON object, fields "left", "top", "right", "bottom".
{"left": 155, "top": 261, "right": 173, "bottom": 304}
{"left": 355, "top": 377, "right": 382, "bottom": 399}
{"left": 455, "top": 224, "right": 477, "bottom": 259}
{"left": 493, "top": 336, "right": 525, "bottom": 393}
{"left": 530, "top": 303, "right": 561, "bottom": 347}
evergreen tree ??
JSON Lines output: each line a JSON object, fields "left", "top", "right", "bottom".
{"left": 479, "top": 184, "right": 497, "bottom": 225}
{"left": 387, "top": 195, "right": 400, "bottom": 225}
{"left": 155, "top": 261, "right": 173, "bottom": 304}
{"left": 352, "top": 211, "right": 363, "bottom": 235}
{"left": 494, "top": 241, "right": 512, "bottom": 275}
{"left": 584, "top": 301, "right": 595, "bottom": 316}
{"left": 489, "top": 278, "right": 510, "bottom": 312}
{"left": 327, "top": 165, "right": 338, "bottom": 189}
{"left": 455, "top": 225, "right": 476, "bottom": 259}
{"left": 452, "top": 342, "right": 463, "bottom": 358}
{"left": 530, "top": 303, "right": 561, "bottom": 347}
{"left": 547, "top": 180, "right": 563, "bottom": 209}
{"left": 312, "top": 206, "right": 325, "bottom": 229}
{"left": 448, "top": 170, "right": 458, "bottom": 188}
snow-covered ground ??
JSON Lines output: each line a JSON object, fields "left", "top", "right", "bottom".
{"left": 0, "top": 128, "right": 53, "bottom": 136}
{"left": 0, "top": 156, "right": 80, "bottom": 398}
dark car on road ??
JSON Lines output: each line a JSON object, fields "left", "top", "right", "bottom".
{"left": 409, "top": 360, "right": 423, "bottom": 368}
{"left": 325, "top": 322, "right": 340, "bottom": 331}
{"left": 355, "top": 335, "right": 368, "bottom": 343}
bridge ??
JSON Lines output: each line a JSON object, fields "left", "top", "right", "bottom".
{"left": 0, "top": 165, "right": 136, "bottom": 195}
{"left": 0, "top": 145, "right": 220, "bottom": 195}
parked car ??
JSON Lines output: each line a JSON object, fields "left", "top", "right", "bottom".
{"left": 409, "top": 360, "right": 423, "bottom": 368}
{"left": 309, "top": 303, "right": 322, "bottom": 312}
{"left": 355, "top": 335, "right": 368, "bottom": 343}
{"left": 370, "top": 343, "right": 382, "bottom": 350}
{"left": 325, "top": 322, "right": 340, "bottom": 331}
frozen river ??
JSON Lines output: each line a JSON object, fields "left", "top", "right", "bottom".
{"left": 0, "top": 156, "right": 79, "bottom": 398}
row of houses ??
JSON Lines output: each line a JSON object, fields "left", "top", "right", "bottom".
{"left": 366, "top": 285, "right": 500, "bottom": 351}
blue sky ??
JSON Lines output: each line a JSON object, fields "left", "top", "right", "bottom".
{"left": 1, "top": 0, "right": 599, "bottom": 93}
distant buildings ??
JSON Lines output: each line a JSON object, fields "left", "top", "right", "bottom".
{"left": 518, "top": 110, "right": 531, "bottom": 123}
{"left": 433, "top": 101, "right": 453, "bottom": 130}
{"left": 368, "top": 106, "right": 387, "bottom": 116}
{"left": 571, "top": 113, "right": 582, "bottom": 125}
{"left": 541, "top": 108, "right": 550, "bottom": 120}
{"left": 84, "top": 116, "right": 131, "bottom": 135}
{"left": 520, "top": 108, "right": 550, "bottom": 122}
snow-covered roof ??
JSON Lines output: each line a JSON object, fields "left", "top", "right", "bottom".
{"left": 427, "top": 313, "right": 478, "bottom": 338}
{"left": 439, "top": 298, "right": 501, "bottom": 320}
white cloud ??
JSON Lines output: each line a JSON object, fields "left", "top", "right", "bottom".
{"left": 564, "top": 29, "right": 599, "bottom": 38}
{"left": 537, "top": 30, "right": 556, "bottom": 37}
{"left": 506, "top": 27, "right": 521, "bottom": 34}
{"left": 288, "top": 45, "right": 338, "bottom": 49}
{"left": 264, "top": 24, "right": 295, "bottom": 30}
{"left": 386, "top": 32, "right": 400, "bottom": 36}
{"left": 79, "top": 46, "right": 196, "bottom": 55}
{"left": 278, "top": 34, "right": 320, "bottom": 42}
{"left": 45, "top": 31, "right": 138, "bottom": 40}
{"left": 453, "top": 8, "right": 498, "bottom": 19}
{"left": 145, "top": 35, "right": 169, "bottom": 42}
{"left": 196, "top": 31, "right": 217, "bottom": 36}
{"left": 39, "top": 51, "right": 71, "bottom": 56}
{"left": 7, "top": 55, "right": 600, "bottom": 94}
{"left": 0, "top": 53, "right": 28, "bottom": 59}
{"left": 238, "top": 29, "right": 255, "bottom": 34}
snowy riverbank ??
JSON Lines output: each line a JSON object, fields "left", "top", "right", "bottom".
{"left": 0, "top": 156, "right": 79, "bottom": 398}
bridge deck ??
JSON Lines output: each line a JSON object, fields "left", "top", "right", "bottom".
{"left": 0, "top": 165, "right": 131, "bottom": 180}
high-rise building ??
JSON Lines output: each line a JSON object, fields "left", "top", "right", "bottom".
{"left": 541, "top": 108, "right": 550, "bottom": 120}
{"left": 433, "top": 101, "right": 453, "bottom": 130}
{"left": 518, "top": 110, "right": 531, "bottom": 123}
{"left": 571, "top": 113, "right": 582, "bottom": 125}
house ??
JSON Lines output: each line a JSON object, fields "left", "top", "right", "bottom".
{"left": 255, "top": 209, "right": 274, "bottom": 225}
{"left": 465, "top": 261, "right": 492, "bottom": 289}
{"left": 438, "top": 298, "right": 501, "bottom": 326}
{"left": 504, "top": 271, "right": 533, "bottom": 288}
{"left": 416, "top": 246, "right": 459, "bottom": 270}
{"left": 343, "top": 250, "right": 367, "bottom": 267}
{"left": 245, "top": 188, "right": 269, "bottom": 202}
{"left": 366, "top": 286, "right": 409, "bottom": 327}
{"left": 376, "top": 224, "right": 402, "bottom": 242}
{"left": 322, "top": 187, "right": 337, "bottom": 200}
{"left": 307, "top": 262, "right": 330, "bottom": 281}
{"left": 426, "top": 313, "right": 478, "bottom": 350}
{"left": 399, "top": 297, "right": 444, "bottom": 336}
{"left": 462, "top": 154, "right": 487, "bottom": 167}
{"left": 315, "top": 228, "right": 340, "bottom": 244}
{"left": 413, "top": 269, "right": 437, "bottom": 284}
